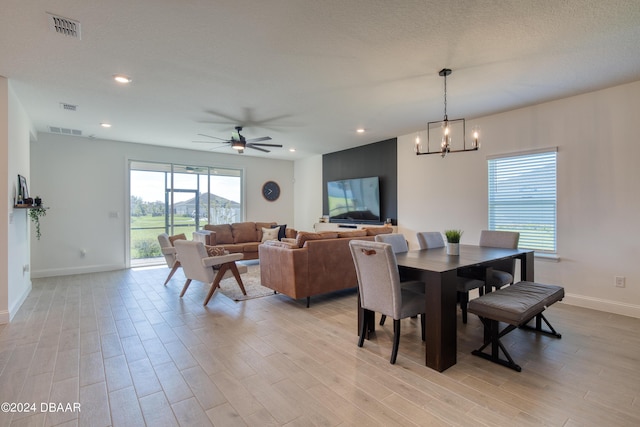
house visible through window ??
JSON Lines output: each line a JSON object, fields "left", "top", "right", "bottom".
{"left": 488, "top": 148, "right": 557, "bottom": 253}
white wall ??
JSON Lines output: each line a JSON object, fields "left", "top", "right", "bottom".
{"left": 397, "top": 80, "right": 640, "bottom": 317}
{"left": 30, "top": 133, "right": 294, "bottom": 277}
{"left": 1, "top": 78, "right": 34, "bottom": 323}
{"left": 293, "top": 154, "right": 323, "bottom": 232}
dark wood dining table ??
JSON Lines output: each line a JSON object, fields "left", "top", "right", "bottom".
{"left": 360, "top": 244, "right": 534, "bottom": 372}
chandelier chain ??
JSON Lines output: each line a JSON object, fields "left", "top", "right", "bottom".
{"left": 443, "top": 73, "right": 448, "bottom": 121}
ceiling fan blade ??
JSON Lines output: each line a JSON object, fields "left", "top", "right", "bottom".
{"left": 250, "top": 143, "right": 283, "bottom": 148}
{"left": 247, "top": 145, "right": 270, "bottom": 153}
{"left": 192, "top": 140, "right": 229, "bottom": 144}
{"left": 197, "top": 133, "right": 230, "bottom": 142}
{"left": 245, "top": 136, "right": 272, "bottom": 143}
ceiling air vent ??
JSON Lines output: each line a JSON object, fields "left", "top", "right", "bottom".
{"left": 47, "top": 13, "right": 81, "bottom": 39}
{"left": 49, "top": 126, "right": 83, "bottom": 136}
{"left": 59, "top": 102, "right": 77, "bottom": 111}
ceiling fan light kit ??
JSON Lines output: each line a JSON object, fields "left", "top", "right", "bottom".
{"left": 415, "top": 68, "right": 480, "bottom": 158}
{"left": 194, "top": 126, "right": 283, "bottom": 154}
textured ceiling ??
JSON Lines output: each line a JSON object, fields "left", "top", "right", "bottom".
{"left": 1, "top": 0, "right": 640, "bottom": 159}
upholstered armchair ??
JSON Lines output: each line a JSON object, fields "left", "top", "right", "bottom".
{"left": 173, "top": 240, "right": 247, "bottom": 306}
{"left": 157, "top": 233, "right": 185, "bottom": 285}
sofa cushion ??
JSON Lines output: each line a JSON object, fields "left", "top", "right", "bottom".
{"left": 217, "top": 243, "right": 245, "bottom": 255}
{"left": 337, "top": 230, "right": 367, "bottom": 238}
{"left": 261, "top": 227, "right": 280, "bottom": 242}
{"left": 232, "top": 222, "right": 258, "bottom": 243}
{"left": 295, "top": 231, "right": 339, "bottom": 247}
{"left": 272, "top": 224, "right": 287, "bottom": 240}
{"left": 204, "top": 224, "right": 234, "bottom": 244}
{"left": 263, "top": 239, "right": 299, "bottom": 249}
{"left": 363, "top": 226, "right": 393, "bottom": 236}
{"left": 242, "top": 242, "right": 260, "bottom": 253}
{"left": 168, "top": 233, "right": 187, "bottom": 245}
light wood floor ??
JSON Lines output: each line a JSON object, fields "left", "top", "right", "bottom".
{"left": 1, "top": 266, "right": 639, "bottom": 427}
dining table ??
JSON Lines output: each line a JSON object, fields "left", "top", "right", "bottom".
{"left": 360, "top": 244, "right": 534, "bottom": 372}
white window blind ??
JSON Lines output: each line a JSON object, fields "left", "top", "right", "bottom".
{"left": 488, "top": 149, "right": 557, "bottom": 253}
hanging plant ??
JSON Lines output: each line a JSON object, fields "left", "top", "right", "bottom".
{"left": 29, "top": 207, "right": 47, "bottom": 240}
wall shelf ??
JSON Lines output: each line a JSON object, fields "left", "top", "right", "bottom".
{"left": 14, "top": 205, "right": 48, "bottom": 209}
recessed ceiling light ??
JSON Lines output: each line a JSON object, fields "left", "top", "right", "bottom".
{"left": 100, "top": 123, "right": 112, "bottom": 128}
{"left": 289, "top": 148, "right": 296, "bottom": 152}
{"left": 113, "top": 74, "right": 132, "bottom": 83}
{"left": 356, "top": 128, "right": 365, "bottom": 133}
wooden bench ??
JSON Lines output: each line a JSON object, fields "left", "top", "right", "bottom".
{"left": 467, "top": 281, "right": 564, "bottom": 372}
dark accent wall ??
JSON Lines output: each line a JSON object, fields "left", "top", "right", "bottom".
{"left": 322, "top": 138, "right": 397, "bottom": 225}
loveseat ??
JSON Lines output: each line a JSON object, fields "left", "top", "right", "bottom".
{"left": 258, "top": 227, "right": 393, "bottom": 306}
{"left": 193, "top": 222, "right": 296, "bottom": 260}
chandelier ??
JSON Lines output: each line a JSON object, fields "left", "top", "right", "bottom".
{"left": 415, "top": 68, "right": 479, "bottom": 158}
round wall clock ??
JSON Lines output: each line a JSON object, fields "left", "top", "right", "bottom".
{"left": 262, "top": 180, "right": 280, "bottom": 201}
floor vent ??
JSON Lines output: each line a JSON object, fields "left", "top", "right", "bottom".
{"left": 49, "top": 126, "right": 83, "bottom": 136}
{"left": 47, "top": 13, "right": 81, "bottom": 39}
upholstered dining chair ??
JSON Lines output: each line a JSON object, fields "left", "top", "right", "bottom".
{"left": 375, "top": 233, "right": 421, "bottom": 326}
{"left": 477, "top": 230, "right": 520, "bottom": 290}
{"left": 157, "top": 233, "right": 185, "bottom": 286}
{"left": 416, "top": 231, "right": 484, "bottom": 324}
{"left": 374, "top": 233, "right": 409, "bottom": 253}
{"left": 173, "top": 240, "right": 247, "bottom": 306}
{"left": 349, "top": 240, "right": 426, "bottom": 364}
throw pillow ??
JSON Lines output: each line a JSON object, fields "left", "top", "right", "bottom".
{"left": 168, "top": 233, "right": 187, "bottom": 246}
{"left": 205, "top": 245, "right": 227, "bottom": 257}
{"left": 261, "top": 227, "right": 280, "bottom": 242}
{"left": 271, "top": 224, "right": 287, "bottom": 240}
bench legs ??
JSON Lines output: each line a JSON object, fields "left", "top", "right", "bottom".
{"left": 472, "top": 312, "right": 562, "bottom": 372}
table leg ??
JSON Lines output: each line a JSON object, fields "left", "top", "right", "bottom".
{"left": 520, "top": 251, "right": 534, "bottom": 282}
{"left": 422, "top": 269, "right": 458, "bottom": 372}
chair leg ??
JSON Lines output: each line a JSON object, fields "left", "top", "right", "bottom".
{"left": 421, "top": 313, "right": 426, "bottom": 341}
{"left": 179, "top": 279, "right": 192, "bottom": 297}
{"left": 379, "top": 314, "right": 386, "bottom": 325}
{"left": 203, "top": 263, "right": 232, "bottom": 305}
{"left": 358, "top": 309, "right": 370, "bottom": 347}
{"left": 229, "top": 262, "right": 247, "bottom": 295}
{"left": 164, "top": 262, "right": 180, "bottom": 286}
{"left": 391, "top": 319, "right": 401, "bottom": 364}
{"left": 459, "top": 291, "right": 469, "bottom": 324}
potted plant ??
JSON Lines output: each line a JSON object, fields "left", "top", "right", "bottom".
{"left": 444, "top": 229, "right": 463, "bottom": 255}
{"left": 29, "top": 206, "right": 47, "bottom": 240}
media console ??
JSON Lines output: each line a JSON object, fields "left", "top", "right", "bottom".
{"left": 313, "top": 222, "right": 397, "bottom": 232}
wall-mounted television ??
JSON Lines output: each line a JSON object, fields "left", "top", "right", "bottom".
{"left": 327, "top": 176, "right": 381, "bottom": 223}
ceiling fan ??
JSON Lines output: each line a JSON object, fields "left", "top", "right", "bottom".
{"left": 195, "top": 126, "right": 282, "bottom": 154}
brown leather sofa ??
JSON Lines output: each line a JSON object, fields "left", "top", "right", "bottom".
{"left": 258, "top": 227, "right": 392, "bottom": 306}
{"left": 193, "top": 222, "right": 296, "bottom": 260}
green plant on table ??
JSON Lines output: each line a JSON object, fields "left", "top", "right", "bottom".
{"left": 29, "top": 207, "right": 47, "bottom": 240}
{"left": 444, "top": 229, "right": 463, "bottom": 243}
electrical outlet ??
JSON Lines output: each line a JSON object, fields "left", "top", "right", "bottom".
{"left": 615, "top": 276, "right": 626, "bottom": 288}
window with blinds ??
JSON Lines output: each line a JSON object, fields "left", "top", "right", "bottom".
{"left": 488, "top": 149, "right": 557, "bottom": 253}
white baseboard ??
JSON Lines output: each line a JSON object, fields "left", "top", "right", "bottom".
{"left": 31, "top": 264, "right": 124, "bottom": 279}
{"left": 562, "top": 293, "right": 640, "bottom": 319}
{"left": 8, "top": 281, "right": 33, "bottom": 322}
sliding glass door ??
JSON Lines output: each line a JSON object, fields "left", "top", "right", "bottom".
{"left": 129, "top": 161, "right": 242, "bottom": 266}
